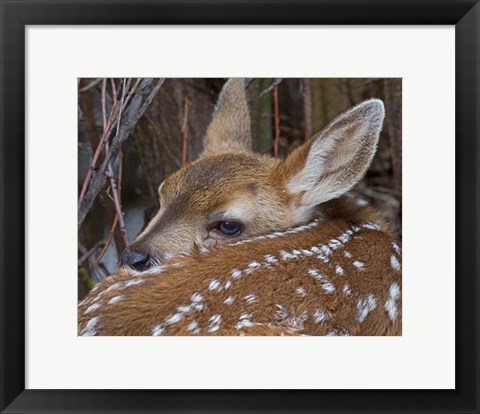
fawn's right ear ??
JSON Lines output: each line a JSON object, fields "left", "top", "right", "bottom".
{"left": 281, "top": 99, "right": 385, "bottom": 222}
{"left": 202, "top": 78, "right": 252, "bottom": 156}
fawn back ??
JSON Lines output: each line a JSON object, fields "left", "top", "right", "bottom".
{"left": 78, "top": 79, "right": 402, "bottom": 336}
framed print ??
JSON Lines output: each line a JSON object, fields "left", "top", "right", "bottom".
{"left": 1, "top": 1, "right": 479, "bottom": 413}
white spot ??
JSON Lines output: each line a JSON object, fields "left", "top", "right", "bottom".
{"left": 328, "top": 239, "right": 342, "bottom": 249}
{"left": 344, "top": 251, "right": 352, "bottom": 259}
{"left": 310, "top": 246, "right": 322, "bottom": 254}
{"left": 81, "top": 316, "right": 101, "bottom": 336}
{"left": 280, "top": 250, "right": 298, "bottom": 261}
{"left": 189, "top": 293, "right": 205, "bottom": 311}
{"left": 392, "top": 241, "right": 401, "bottom": 255}
{"left": 244, "top": 294, "right": 257, "bottom": 304}
{"left": 338, "top": 233, "right": 350, "bottom": 243}
{"left": 231, "top": 269, "right": 242, "bottom": 279}
{"left": 186, "top": 320, "right": 200, "bottom": 332}
{"left": 245, "top": 261, "right": 262, "bottom": 274}
{"left": 308, "top": 268, "right": 320, "bottom": 278}
{"left": 124, "top": 279, "right": 145, "bottom": 288}
{"left": 356, "top": 198, "right": 369, "bottom": 206}
{"left": 361, "top": 222, "right": 382, "bottom": 231}
{"left": 389, "top": 282, "right": 401, "bottom": 299}
{"left": 385, "top": 282, "right": 401, "bottom": 321}
{"left": 275, "top": 304, "right": 290, "bottom": 320}
{"left": 224, "top": 280, "right": 232, "bottom": 290}
{"left": 264, "top": 255, "right": 279, "bottom": 264}
{"left": 177, "top": 305, "right": 192, "bottom": 313}
{"left": 208, "top": 314, "right": 222, "bottom": 333}
{"left": 335, "top": 265, "right": 345, "bottom": 276}
{"left": 321, "top": 245, "right": 333, "bottom": 256}
{"left": 308, "top": 268, "right": 336, "bottom": 293}
{"left": 105, "top": 281, "right": 123, "bottom": 294}
{"left": 356, "top": 294, "right": 377, "bottom": 323}
{"left": 193, "top": 303, "right": 204, "bottom": 312}
{"left": 191, "top": 292, "right": 204, "bottom": 303}
{"left": 301, "top": 249, "right": 314, "bottom": 256}
{"left": 322, "top": 278, "right": 336, "bottom": 293}
{"left": 152, "top": 324, "right": 165, "bottom": 336}
{"left": 343, "top": 284, "right": 352, "bottom": 296}
{"left": 296, "top": 287, "right": 307, "bottom": 297}
{"left": 313, "top": 310, "right": 327, "bottom": 324}
{"left": 390, "top": 255, "right": 401, "bottom": 271}
{"left": 236, "top": 313, "right": 256, "bottom": 329}
{"left": 165, "top": 313, "right": 184, "bottom": 325}
{"left": 230, "top": 222, "right": 317, "bottom": 245}
{"left": 108, "top": 295, "right": 124, "bottom": 304}
{"left": 326, "top": 329, "right": 338, "bottom": 336}
{"left": 316, "top": 252, "right": 330, "bottom": 263}
{"left": 187, "top": 320, "right": 199, "bottom": 330}
{"left": 133, "top": 264, "right": 168, "bottom": 277}
{"left": 199, "top": 246, "right": 210, "bottom": 254}
{"left": 353, "top": 261, "right": 366, "bottom": 270}
{"left": 208, "top": 279, "right": 221, "bottom": 291}
{"left": 78, "top": 298, "right": 88, "bottom": 307}
{"left": 224, "top": 295, "right": 235, "bottom": 305}
{"left": 85, "top": 303, "right": 101, "bottom": 314}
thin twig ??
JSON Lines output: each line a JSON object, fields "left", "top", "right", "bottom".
{"left": 102, "top": 80, "right": 129, "bottom": 249}
{"left": 122, "top": 78, "right": 143, "bottom": 110}
{"left": 96, "top": 209, "right": 119, "bottom": 263}
{"left": 77, "top": 80, "right": 121, "bottom": 210}
{"left": 273, "top": 84, "right": 280, "bottom": 157}
{"left": 79, "top": 78, "right": 103, "bottom": 93}
{"left": 181, "top": 96, "right": 190, "bottom": 166}
{"left": 303, "top": 79, "right": 313, "bottom": 140}
{"left": 357, "top": 187, "right": 401, "bottom": 208}
{"left": 384, "top": 78, "right": 402, "bottom": 193}
{"left": 78, "top": 78, "right": 165, "bottom": 229}
{"left": 110, "top": 78, "right": 117, "bottom": 100}
{"left": 258, "top": 78, "right": 283, "bottom": 99}
{"left": 78, "top": 241, "right": 106, "bottom": 267}
{"left": 96, "top": 151, "right": 123, "bottom": 262}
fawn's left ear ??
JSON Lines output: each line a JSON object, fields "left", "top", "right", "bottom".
{"left": 281, "top": 99, "right": 385, "bottom": 222}
{"left": 202, "top": 78, "right": 252, "bottom": 156}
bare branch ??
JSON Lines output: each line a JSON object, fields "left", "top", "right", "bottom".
{"left": 78, "top": 78, "right": 165, "bottom": 229}
{"left": 78, "top": 78, "right": 102, "bottom": 93}
{"left": 181, "top": 96, "right": 190, "bottom": 166}
{"left": 273, "top": 84, "right": 280, "bottom": 157}
{"left": 258, "top": 78, "right": 283, "bottom": 99}
{"left": 303, "top": 79, "right": 313, "bottom": 140}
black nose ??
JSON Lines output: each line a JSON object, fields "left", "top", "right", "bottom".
{"left": 120, "top": 248, "right": 151, "bottom": 271}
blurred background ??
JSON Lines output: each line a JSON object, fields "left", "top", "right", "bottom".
{"left": 78, "top": 78, "right": 402, "bottom": 299}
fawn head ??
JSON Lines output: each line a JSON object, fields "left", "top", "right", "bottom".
{"left": 120, "top": 79, "right": 385, "bottom": 271}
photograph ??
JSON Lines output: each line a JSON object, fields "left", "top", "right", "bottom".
{"left": 77, "top": 78, "right": 402, "bottom": 336}
{"left": 2, "top": 0, "right": 478, "bottom": 411}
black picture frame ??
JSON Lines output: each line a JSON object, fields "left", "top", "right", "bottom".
{"left": 1, "top": 1, "right": 479, "bottom": 413}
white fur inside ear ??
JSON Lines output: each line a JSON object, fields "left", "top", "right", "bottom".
{"left": 287, "top": 99, "right": 385, "bottom": 214}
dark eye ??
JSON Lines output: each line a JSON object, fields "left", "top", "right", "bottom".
{"left": 217, "top": 221, "right": 242, "bottom": 237}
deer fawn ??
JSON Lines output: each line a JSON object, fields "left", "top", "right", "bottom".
{"left": 78, "top": 79, "right": 402, "bottom": 336}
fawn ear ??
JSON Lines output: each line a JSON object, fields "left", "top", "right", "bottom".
{"left": 282, "top": 99, "right": 385, "bottom": 221}
{"left": 202, "top": 78, "right": 252, "bottom": 155}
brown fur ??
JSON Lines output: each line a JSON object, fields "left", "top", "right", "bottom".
{"left": 78, "top": 207, "right": 402, "bottom": 336}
